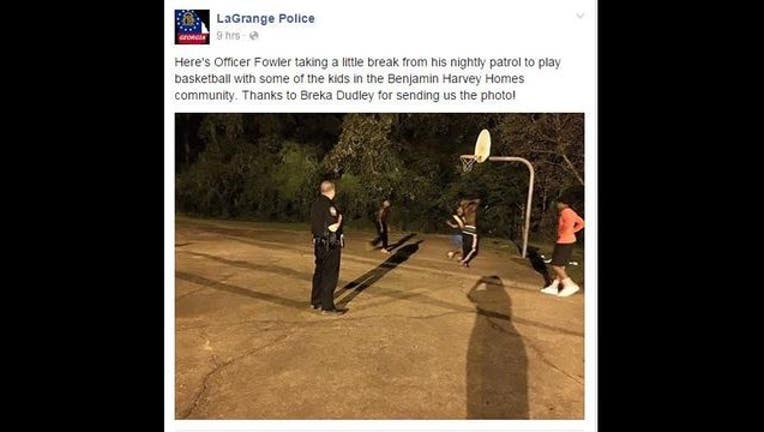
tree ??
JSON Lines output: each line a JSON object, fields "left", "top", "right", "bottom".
{"left": 496, "top": 113, "right": 584, "bottom": 186}
{"left": 325, "top": 114, "right": 400, "bottom": 177}
{"left": 324, "top": 114, "right": 404, "bottom": 221}
{"left": 176, "top": 113, "right": 585, "bottom": 240}
{"left": 494, "top": 113, "right": 585, "bottom": 237}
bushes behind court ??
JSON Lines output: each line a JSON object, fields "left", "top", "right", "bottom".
{"left": 175, "top": 113, "right": 585, "bottom": 242}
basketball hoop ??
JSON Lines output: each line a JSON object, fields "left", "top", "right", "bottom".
{"left": 459, "top": 129, "right": 492, "bottom": 173}
{"left": 458, "top": 128, "right": 536, "bottom": 258}
{"left": 460, "top": 155, "right": 477, "bottom": 172}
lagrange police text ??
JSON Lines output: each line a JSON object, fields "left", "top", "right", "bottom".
{"left": 216, "top": 13, "right": 315, "bottom": 25}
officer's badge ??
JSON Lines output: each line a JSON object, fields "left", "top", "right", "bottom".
{"left": 329, "top": 206, "right": 337, "bottom": 217}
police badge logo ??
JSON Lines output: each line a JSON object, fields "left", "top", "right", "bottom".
{"left": 329, "top": 207, "right": 338, "bottom": 217}
{"left": 175, "top": 10, "right": 211, "bottom": 45}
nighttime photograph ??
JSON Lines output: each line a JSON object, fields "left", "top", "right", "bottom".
{"left": 174, "top": 113, "right": 585, "bottom": 419}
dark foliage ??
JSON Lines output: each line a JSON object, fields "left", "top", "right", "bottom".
{"left": 176, "top": 113, "right": 584, "bottom": 241}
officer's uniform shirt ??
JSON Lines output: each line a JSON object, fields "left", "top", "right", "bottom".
{"left": 311, "top": 195, "right": 341, "bottom": 238}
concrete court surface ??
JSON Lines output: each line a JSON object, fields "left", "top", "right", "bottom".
{"left": 174, "top": 216, "right": 584, "bottom": 419}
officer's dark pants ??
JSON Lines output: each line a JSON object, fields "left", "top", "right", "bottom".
{"left": 371, "top": 222, "right": 389, "bottom": 249}
{"left": 312, "top": 242, "right": 342, "bottom": 310}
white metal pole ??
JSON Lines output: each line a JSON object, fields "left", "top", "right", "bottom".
{"left": 488, "top": 156, "right": 535, "bottom": 258}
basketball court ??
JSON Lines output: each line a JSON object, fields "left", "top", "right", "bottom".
{"left": 174, "top": 216, "right": 584, "bottom": 419}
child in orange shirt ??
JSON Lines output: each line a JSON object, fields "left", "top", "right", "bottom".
{"left": 541, "top": 196, "right": 585, "bottom": 297}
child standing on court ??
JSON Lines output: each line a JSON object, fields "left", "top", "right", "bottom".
{"left": 370, "top": 199, "right": 392, "bottom": 254}
{"left": 541, "top": 195, "right": 585, "bottom": 297}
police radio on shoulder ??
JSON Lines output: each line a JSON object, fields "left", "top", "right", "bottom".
{"left": 217, "top": 13, "right": 316, "bottom": 25}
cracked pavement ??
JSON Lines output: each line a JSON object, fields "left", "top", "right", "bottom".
{"left": 174, "top": 216, "right": 584, "bottom": 419}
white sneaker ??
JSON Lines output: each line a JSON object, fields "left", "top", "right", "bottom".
{"left": 540, "top": 280, "right": 559, "bottom": 295}
{"left": 558, "top": 279, "right": 580, "bottom": 297}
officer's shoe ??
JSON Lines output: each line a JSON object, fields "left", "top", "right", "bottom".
{"left": 310, "top": 304, "right": 320, "bottom": 310}
{"left": 321, "top": 308, "right": 348, "bottom": 316}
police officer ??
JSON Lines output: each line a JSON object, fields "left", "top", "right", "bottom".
{"left": 310, "top": 180, "right": 348, "bottom": 315}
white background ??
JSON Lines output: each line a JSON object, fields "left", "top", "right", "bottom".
{"left": 165, "top": 0, "right": 597, "bottom": 430}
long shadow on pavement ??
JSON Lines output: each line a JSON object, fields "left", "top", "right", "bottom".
{"left": 175, "top": 271, "right": 305, "bottom": 310}
{"left": 180, "top": 251, "right": 314, "bottom": 280}
{"left": 466, "top": 275, "right": 529, "bottom": 419}
{"left": 383, "top": 233, "right": 417, "bottom": 252}
{"left": 336, "top": 240, "right": 423, "bottom": 307}
{"left": 179, "top": 250, "right": 581, "bottom": 337}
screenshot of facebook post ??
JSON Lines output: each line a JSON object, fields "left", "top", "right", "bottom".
{"left": 165, "top": 1, "right": 597, "bottom": 431}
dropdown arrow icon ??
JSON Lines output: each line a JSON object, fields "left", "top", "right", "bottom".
{"left": 576, "top": 12, "right": 585, "bottom": 18}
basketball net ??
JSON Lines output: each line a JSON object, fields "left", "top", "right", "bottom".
{"left": 460, "top": 155, "right": 477, "bottom": 173}
{"left": 461, "top": 129, "right": 491, "bottom": 173}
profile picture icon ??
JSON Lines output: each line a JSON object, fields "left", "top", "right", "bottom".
{"left": 175, "top": 9, "right": 210, "bottom": 45}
